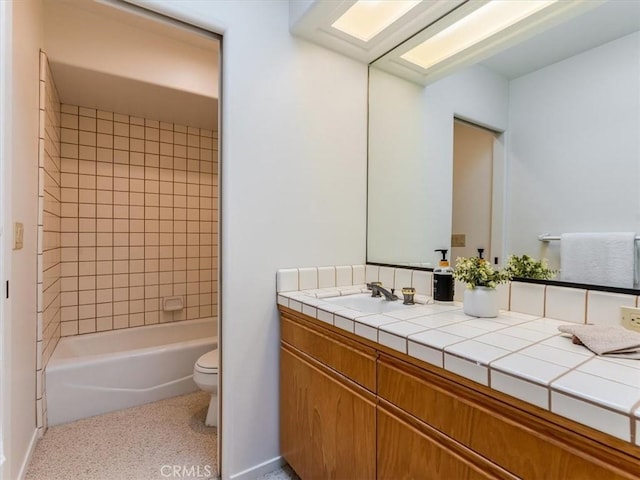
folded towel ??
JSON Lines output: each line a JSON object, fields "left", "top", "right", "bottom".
{"left": 560, "top": 232, "right": 636, "bottom": 288}
{"left": 558, "top": 324, "right": 640, "bottom": 359}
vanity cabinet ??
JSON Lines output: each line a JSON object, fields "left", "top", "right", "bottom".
{"left": 279, "top": 306, "right": 640, "bottom": 480}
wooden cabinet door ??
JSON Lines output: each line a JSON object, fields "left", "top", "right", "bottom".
{"left": 280, "top": 344, "right": 376, "bottom": 480}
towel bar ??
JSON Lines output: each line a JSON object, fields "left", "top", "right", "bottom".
{"left": 538, "top": 234, "right": 640, "bottom": 242}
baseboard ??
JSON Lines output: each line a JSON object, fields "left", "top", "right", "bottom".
{"left": 227, "top": 455, "right": 285, "bottom": 480}
{"left": 16, "top": 428, "right": 39, "bottom": 480}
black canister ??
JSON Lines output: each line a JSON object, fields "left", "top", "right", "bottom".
{"left": 433, "top": 249, "right": 454, "bottom": 302}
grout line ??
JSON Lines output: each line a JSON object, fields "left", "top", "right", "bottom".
{"left": 51, "top": 103, "right": 218, "bottom": 335}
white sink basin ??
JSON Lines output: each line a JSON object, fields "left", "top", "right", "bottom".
{"left": 321, "top": 293, "right": 410, "bottom": 314}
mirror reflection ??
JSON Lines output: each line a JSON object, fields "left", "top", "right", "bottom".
{"left": 367, "top": 0, "right": 640, "bottom": 289}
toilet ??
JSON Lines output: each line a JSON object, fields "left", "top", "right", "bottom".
{"left": 193, "top": 349, "right": 218, "bottom": 427}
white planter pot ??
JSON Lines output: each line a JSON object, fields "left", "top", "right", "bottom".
{"left": 463, "top": 286, "right": 499, "bottom": 318}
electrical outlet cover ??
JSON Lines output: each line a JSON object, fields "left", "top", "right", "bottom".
{"left": 620, "top": 306, "right": 640, "bottom": 332}
{"left": 451, "top": 234, "right": 466, "bottom": 247}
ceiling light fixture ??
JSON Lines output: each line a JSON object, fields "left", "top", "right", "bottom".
{"left": 401, "top": 0, "right": 557, "bottom": 70}
{"left": 331, "top": 0, "right": 422, "bottom": 42}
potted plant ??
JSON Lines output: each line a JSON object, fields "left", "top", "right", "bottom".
{"left": 505, "top": 254, "right": 557, "bottom": 280}
{"left": 453, "top": 256, "right": 510, "bottom": 317}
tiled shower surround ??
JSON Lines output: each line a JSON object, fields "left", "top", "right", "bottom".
{"left": 37, "top": 51, "right": 62, "bottom": 432}
{"left": 57, "top": 105, "right": 218, "bottom": 336}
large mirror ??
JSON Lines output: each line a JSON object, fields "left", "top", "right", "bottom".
{"left": 367, "top": 0, "right": 640, "bottom": 289}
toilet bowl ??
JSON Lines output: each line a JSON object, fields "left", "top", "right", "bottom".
{"left": 193, "top": 349, "right": 218, "bottom": 427}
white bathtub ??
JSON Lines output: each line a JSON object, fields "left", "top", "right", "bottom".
{"left": 46, "top": 317, "right": 217, "bottom": 426}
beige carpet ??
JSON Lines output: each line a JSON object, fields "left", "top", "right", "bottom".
{"left": 26, "top": 391, "right": 217, "bottom": 480}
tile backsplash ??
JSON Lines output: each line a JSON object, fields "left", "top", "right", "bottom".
{"left": 57, "top": 104, "right": 218, "bottom": 336}
{"left": 277, "top": 264, "right": 637, "bottom": 327}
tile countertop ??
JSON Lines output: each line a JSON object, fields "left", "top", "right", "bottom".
{"left": 277, "top": 286, "right": 640, "bottom": 446}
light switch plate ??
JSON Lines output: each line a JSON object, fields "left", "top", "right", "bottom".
{"left": 620, "top": 306, "right": 640, "bottom": 332}
{"left": 14, "top": 222, "right": 24, "bottom": 250}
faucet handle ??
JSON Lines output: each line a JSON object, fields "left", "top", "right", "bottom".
{"left": 402, "top": 287, "right": 416, "bottom": 305}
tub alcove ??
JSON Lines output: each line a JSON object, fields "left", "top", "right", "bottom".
{"left": 37, "top": 0, "right": 220, "bottom": 435}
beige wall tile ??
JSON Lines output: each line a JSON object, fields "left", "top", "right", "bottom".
{"left": 48, "top": 103, "right": 218, "bottom": 342}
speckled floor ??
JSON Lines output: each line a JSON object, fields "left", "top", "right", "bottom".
{"left": 25, "top": 391, "right": 217, "bottom": 480}
{"left": 256, "top": 465, "right": 300, "bottom": 480}
{"left": 25, "top": 390, "right": 302, "bottom": 480}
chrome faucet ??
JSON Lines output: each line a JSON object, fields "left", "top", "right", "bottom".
{"left": 366, "top": 282, "right": 398, "bottom": 301}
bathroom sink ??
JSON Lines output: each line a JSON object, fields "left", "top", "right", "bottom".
{"left": 321, "top": 293, "right": 410, "bottom": 314}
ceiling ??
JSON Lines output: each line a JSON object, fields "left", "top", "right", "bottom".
{"left": 368, "top": 0, "right": 640, "bottom": 87}
{"left": 44, "top": 0, "right": 219, "bottom": 130}
{"left": 61, "top": 0, "right": 218, "bottom": 51}
{"left": 481, "top": 0, "right": 640, "bottom": 79}
{"left": 290, "top": 0, "right": 466, "bottom": 64}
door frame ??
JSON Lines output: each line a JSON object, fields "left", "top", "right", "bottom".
{"left": 0, "top": 0, "right": 224, "bottom": 477}
{"left": 0, "top": 0, "right": 12, "bottom": 478}
{"left": 452, "top": 116, "right": 506, "bottom": 268}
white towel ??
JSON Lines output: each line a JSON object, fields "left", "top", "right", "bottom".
{"left": 558, "top": 324, "right": 640, "bottom": 359}
{"left": 560, "top": 232, "right": 636, "bottom": 288}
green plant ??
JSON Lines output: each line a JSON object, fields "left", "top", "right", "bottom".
{"left": 505, "top": 254, "right": 557, "bottom": 280}
{"left": 452, "top": 256, "right": 510, "bottom": 289}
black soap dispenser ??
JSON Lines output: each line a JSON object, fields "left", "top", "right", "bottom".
{"left": 433, "top": 249, "right": 454, "bottom": 303}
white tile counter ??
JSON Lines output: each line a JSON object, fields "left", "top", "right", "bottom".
{"left": 277, "top": 286, "right": 640, "bottom": 445}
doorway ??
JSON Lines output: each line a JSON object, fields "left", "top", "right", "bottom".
{"left": 23, "top": 0, "right": 222, "bottom": 477}
{"left": 451, "top": 119, "right": 502, "bottom": 267}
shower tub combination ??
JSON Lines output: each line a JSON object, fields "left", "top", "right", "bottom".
{"left": 46, "top": 317, "right": 217, "bottom": 426}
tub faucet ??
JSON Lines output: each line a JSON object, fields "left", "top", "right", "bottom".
{"left": 367, "top": 282, "right": 398, "bottom": 301}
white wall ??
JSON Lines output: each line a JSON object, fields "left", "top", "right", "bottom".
{"left": 6, "top": 0, "right": 43, "bottom": 477}
{"left": 128, "top": 1, "right": 368, "bottom": 478}
{"left": 368, "top": 64, "right": 508, "bottom": 266}
{"left": 506, "top": 31, "right": 640, "bottom": 269}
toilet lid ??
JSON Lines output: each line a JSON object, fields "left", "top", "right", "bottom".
{"left": 195, "top": 350, "right": 218, "bottom": 373}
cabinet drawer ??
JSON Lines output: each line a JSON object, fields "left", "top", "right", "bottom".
{"left": 281, "top": 311, "right": 377, "bottom": 391}
{"left": 378, "top": 355, "right": 640, "bottom": 480}
{"left": 378, "top": 401, "right": 516, "bottom": 480}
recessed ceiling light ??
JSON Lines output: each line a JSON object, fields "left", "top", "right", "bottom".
{"left": 332, "top": 0, "right": 422, "bottom": 42}
{"left": 401, "top": 0, "right": 556, "bottom": 70}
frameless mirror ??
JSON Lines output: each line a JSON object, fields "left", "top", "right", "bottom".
{"left": 367, "top": 0, "right": 640, "bottom": 289}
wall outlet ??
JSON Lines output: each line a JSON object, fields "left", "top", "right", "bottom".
{"left": 620, "top": 306, "right": 640, "bottom": 332}
{"left": 451, "top": 234, "right": 466, "bottom": 247}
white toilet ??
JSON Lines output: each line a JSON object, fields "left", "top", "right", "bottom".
{"left": 193, "top": 349, "right": 218, "bottom": 427}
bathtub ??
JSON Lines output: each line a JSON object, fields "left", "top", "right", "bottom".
{"left": 46, "top": 317, "right": 217, "bottom": 426}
